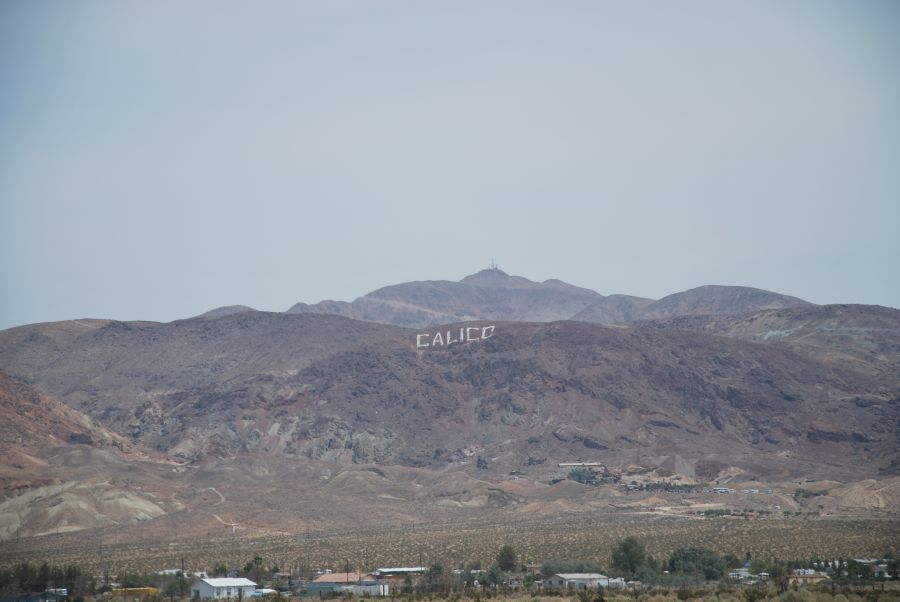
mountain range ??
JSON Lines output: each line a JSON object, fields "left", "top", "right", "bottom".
{"left": 200, "top": 268, "right": 812, "bottom": 327}
{"left": 1, "top": 269, "right": 898, "bottom": 543}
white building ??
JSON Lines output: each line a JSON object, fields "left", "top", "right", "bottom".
{"left": 191, "top": 578, "right": 257, "bottom": 599}
{"left": 543, "top": 574, "right": 624, "bottom": 590}
{"left": 729, "top": 568, "right": 751, "bottom": 580}
{"left": 342, "top": 583, "right": 391, "bottom": 597}
{"left": 371, "top": 567, "right": 428, "bottom": 578}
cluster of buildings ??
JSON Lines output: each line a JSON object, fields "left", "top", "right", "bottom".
{"left": 725, "top": 559, "right": 895, "bottom": 587}
{"left": 188, "top": 568, "right": 629, "bottom": 599}
{"left": 180, "top": 557, "right": 899, "bottom": 600}
{"left": 727, "top": 566, "right": 769, "bottom": 584}
{"left": 190, "top": 568, "right": 429, "bottom": 599}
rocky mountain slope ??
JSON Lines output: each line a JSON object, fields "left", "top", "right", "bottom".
{"left": 2, "top": 314, "right": 896, "bottom": 481}
{"left": 0, "top": 373, "right": 180, "bottom": 539}
{"left": 0, "top": 371, "right": 130, "bottom": 462}
{"left": 0, "top": 312, "right": 405, "bottom": 426}
{"left": 273, "top": 320, "right": 899, "bottom": 480}
{"left": 637, "top": 304, "right": 900, "bottom": 379}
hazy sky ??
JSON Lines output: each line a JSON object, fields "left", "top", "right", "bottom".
{"left": 2, "top": 1, "right": 899, "bottom": 329}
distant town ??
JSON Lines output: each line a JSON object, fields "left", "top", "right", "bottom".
{"left": 2, "top": 539, "right": 897, "bottom": 602}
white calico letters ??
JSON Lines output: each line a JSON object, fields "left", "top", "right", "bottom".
{"left": 416, "top": 324, "right": 495, "bottom": 349}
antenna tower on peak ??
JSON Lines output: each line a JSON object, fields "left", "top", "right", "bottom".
{"left": 490, "top": 258, "right": 498, "bottom": 270}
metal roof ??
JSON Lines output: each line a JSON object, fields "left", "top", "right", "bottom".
{"left": 312, "top": 572, "right": 364, "bottom": 583}
{"left": 555, "top": 574, "right": 608, "bottom": 580}
{"left": 200, "top": 578, "right": 257, "bottom": 588}
{"left": 372, "top": 567, "right": 427, "bottom": 574}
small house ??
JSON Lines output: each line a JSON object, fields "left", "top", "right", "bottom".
{"left": 788, "top": 571, "right": 829, "bottom": 587}
{"left": 192, "top": 578, "right": 257, "bottom": 599}
{"left": 300, "top": 575, "right": 388, "bottom": 598}
{"left": 543, "top": 574, "right": 621, "bottom": 590}
{"left": 370, "top": 567, "right": 427, "bottom": 587}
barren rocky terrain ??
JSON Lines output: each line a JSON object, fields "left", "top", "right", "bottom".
{"left": 2, "top": 316, "right": 896, "bottom": 480}
{"left": 636, "top": 304, "right": 900, "bottom": 379}
{"left": 0, "top": 270, "right": 897, "bottom": 561}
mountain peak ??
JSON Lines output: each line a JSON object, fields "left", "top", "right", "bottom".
{"left": 637, "top": 285, "right": 811, "bottom": 320}
{"left": 460, "top": 267, "right": 511, "bottom": 283}
{"left": 196, "top": 305, "right": 257, "bottom": 320}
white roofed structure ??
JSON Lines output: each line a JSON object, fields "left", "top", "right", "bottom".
{"left": 372, "top": 567, "right": 427, "bottom": 576}
{"left": 544, "top": 574, "right": 623, "bottom": 590}
{"left": 192, "top": 578, "right": 257, "bottom": 599}
{"left": 203, "top": 579, "right": 257, "bottom": 587}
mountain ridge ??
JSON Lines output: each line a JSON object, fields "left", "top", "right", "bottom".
{"left": 2, "top": 313, "right": 896, "bottom": 480}
{"left": 281, "top": 269, "right": 814, "bottom": 328}
{"left": 2, "top": 271, "right": 898, "bottom": 543}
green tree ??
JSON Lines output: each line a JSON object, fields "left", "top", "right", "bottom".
{"left": 668, "top": 547, "right": 726, "bottom": 580}
{"left": 423, "top": 563, "right": 457, "bottom": 594}
{"left": 887, "top": 559, "right": 899, "bottom": 581}
{"left": 612, "top": 538, "right": 646, "bottom": 578}
{"left": 37, "top": 563, "right": 50, "bottom": 591}
{"left": 15, "top": 562, "right": 36, "bottom": 592}
{"left": 724, "top": 554, "right": 742, "bottom": 569}
{"left": 496, "top": 545, "right": 517, "bottom": 571}
{"left": 486, "top": 564, "right": 502, "bottom": 586}
{"left": 244, "top": 556, "right": 264, "bottom": 581}
{"left": 164, "top": 579, "right": 184, "bottom": 598}
{"left": 568, "top": 467, "right": 596, "bottom": 484}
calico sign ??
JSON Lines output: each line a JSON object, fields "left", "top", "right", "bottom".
{"left": 416, "top": 325, "right": 495, "bottom": 349}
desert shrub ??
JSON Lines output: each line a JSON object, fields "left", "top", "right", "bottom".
{"left": 744, "top": 589, "right": 768, "bottom": 602}
{"left": 576, "top": 590, "right": 606, "bottom": 602}
{"left": 638, "top": 594, "right": 672, "bottom": 602}
{"left": 780, "top": 590, "right": 814, "bottom": 602}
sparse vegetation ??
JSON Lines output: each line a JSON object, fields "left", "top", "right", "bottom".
{"left": 795, "top": 489, "right": 828, "bottom": 500}
{"left": 0, "top": 562, "right": 93, "bottom": 595}
{"left": 2, "top": 516, "right": 898, "bottom": 584}
{"left": 667, "top": 547, "right": 726, "bottom": 581}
